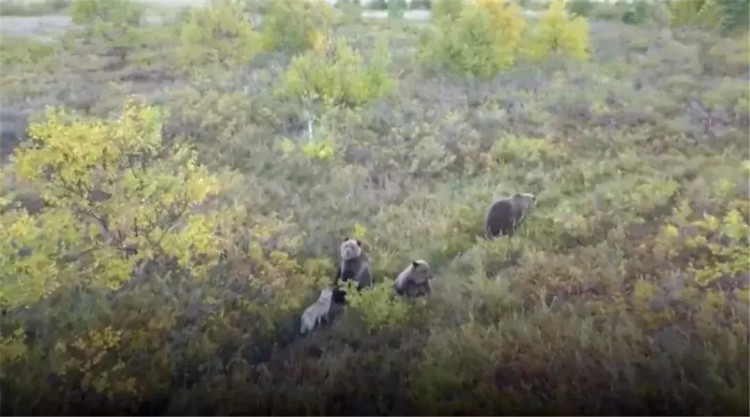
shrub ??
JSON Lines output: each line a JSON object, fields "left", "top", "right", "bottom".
{"left": 261, "top": 0, "right": 336, "bottom": 54}
{"left": 277, "top": 37, "right": 394, "bottom": 110}
{"left": 652, "top": 201, "right": 750, "bottom": 287}
{"left": 344, "top": 280, "right": 411, "bottom": 333}
{"left": 0, "top": 37, "right": 58, "bottom": 68}
{"left": 621, "top": 0, "right": 672, "bottom": 27}
{"left": 717, "top": 0, "right": 750, "bottom": 33}
{"left": 523, "top": 0, "right": 591, "bottom": 62}
{"left": 68, "top": 0, "right": 146, "bottom": 63}
{"left": 1, "top": 99, "right": 226, "bottom": 308}
{"left": 667, "top": 0, "right": 724, "bottom": 30}
{"left": 431, "top": 0, "right": 464, "bottom": 20}
{"left": 177, "top": 0, "right": 262, "bottom": 72}
{"left": 420, "top": 0, "right": 527, "bottom": 102}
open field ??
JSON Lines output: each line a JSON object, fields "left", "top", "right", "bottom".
{"left": 1, "top": 0, "right": 748, "bottom": 415}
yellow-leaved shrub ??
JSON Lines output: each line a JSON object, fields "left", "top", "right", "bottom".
{"left": 1, "top": 99, "right": 224, "bottom": 309}
{"left": 421, "top": 0, "right": 527, "bottom": 79}
{"left": 523, "top": 0, "right": 591, "bottom": 62}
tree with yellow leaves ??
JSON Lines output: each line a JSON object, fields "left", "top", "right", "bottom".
{"left": 522, "top": 0, "right": 591, "bottom": 62}
{"left": 423, "top": 0, "right": 526, "bottom": 77}
{"left": 0, "top": 99, "right": 224, "bottom": 310}
{"left": 421, "top": 0, "right": 526, "bottom": 106}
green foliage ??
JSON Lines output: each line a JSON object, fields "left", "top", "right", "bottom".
{"left": 432, "top": 0, "right": 464, "bottom": 20}
{"left": 277, "top": 37, "right": 394, "bottom": 109}
{"left": 261, "top": 0, "right": 336, "bottom": 54}
{"left": 0, "top": 99, "right": 223, "bottom": 309}
{"left": 667, "top": 0, "right": 724, "bottom": 30}
{"left": 621, "top": 1, "right": 673, "bottom": 27}
{"left": 70, "top": 0, "right": 142, "bottom": 25}
{"left": 523, "top": 0, "right": 591, "bottom": 62}
{"left": 717, "top": 0, "right": 750, "bottom": 33}
{"left": 69, "top": 0, "right": 144, "bottom": 41}
{"left": 343, "top": 280, "right": 411, "bottom": 332}
{"left": 421, "top": 0, "right": 527, "bottom": 79}
{"left": 67, "top": 0, "right": 154, "bottom": 66}
{"left": 484, "top": 137, "right": 568, "bottom": 170}
{"left": 653, "top": 201, "right": 750, "bottom": 287}
{"left": 301, "top": 138, "right": 336, "bottom": 161}
{"left": 177, "top": 0, "right": 261, "bottom": 71}
{"left": 0, "top": 37, "right": 58, "bottom": 68}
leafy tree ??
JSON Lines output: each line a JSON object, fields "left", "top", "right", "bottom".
{"left": 69, "top": 0, "right": 143, "bottom": 29}
{"left": 277, "top": 36, "right": 393, "bottom": 157}
{"left": 0, "top": 99, "right": 224, "bottom": 309}
{"left": 261, "top": 0, "right": 336, "bottom": 54}
{"left": 523, "top": 0, "right": 591, "bottom": 62}
{"left": 68, "top": 0, "right": 145, "bottom": 64}
{"left": 177, "top": 0, "right": 262, "bottom": 72}
{"left": 425, "top": 0, "right": 527, "bottom": 75}
{"left": 278, "top": 36, "right": 394, "bottom": 114}
{"left": 421, "top": 0, "right": 526, "bottom": 106}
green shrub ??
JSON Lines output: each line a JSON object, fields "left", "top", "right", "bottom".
{"left": 177, "top": 0, "right": 261, "bottom": 72}
{"left": 523, "top": 0, "right": 591, "bottom": 62}
{"left": 261, "top": 0, "right": 335, "bottom": 54}
{"left": 668, "top": 0, "right": 724, "bottom": 30}
{"left": 70, "top": 0, "right": 143, "bottom": 33}
{"left": 717, "top": 0, "right": 750, "bottom": 33}
{"left": 344, "top": 280, "right": 412, "bottom": 332}
{"left": 622, "top": 0, "right": 672, "bottom": 27}
{"left": 431, "top": 0, "right": 463, "bottom": 20}
{"left": 420, "top": 0, "right": 527, "bottom": 106}
{"left": 0, "top": 37, "right": 58, "bottom": 68}
{"left": 67, "top": 0, "right": 160, "bottom": 67}
{"left": 277, "top": 37, "right": 394, "bottom": 109}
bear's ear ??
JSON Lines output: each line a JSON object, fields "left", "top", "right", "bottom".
{"left": 356, "top": 240, "right": 362, "bottom": 246}
{"left": 513, "top": 193, "right": 522, "bottom": 198}
{"left": 412, "top": 261, "right": 420, "bottom": 268}
{"left": 343, "top": 236, "right": 349, "bottom": 241}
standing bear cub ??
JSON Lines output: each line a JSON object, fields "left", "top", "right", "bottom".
{"left": 333, "top": 237, "right": 373, "bottom": 305}
{"left": 484, "top": 193, "right": 537, "bottom": 238}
